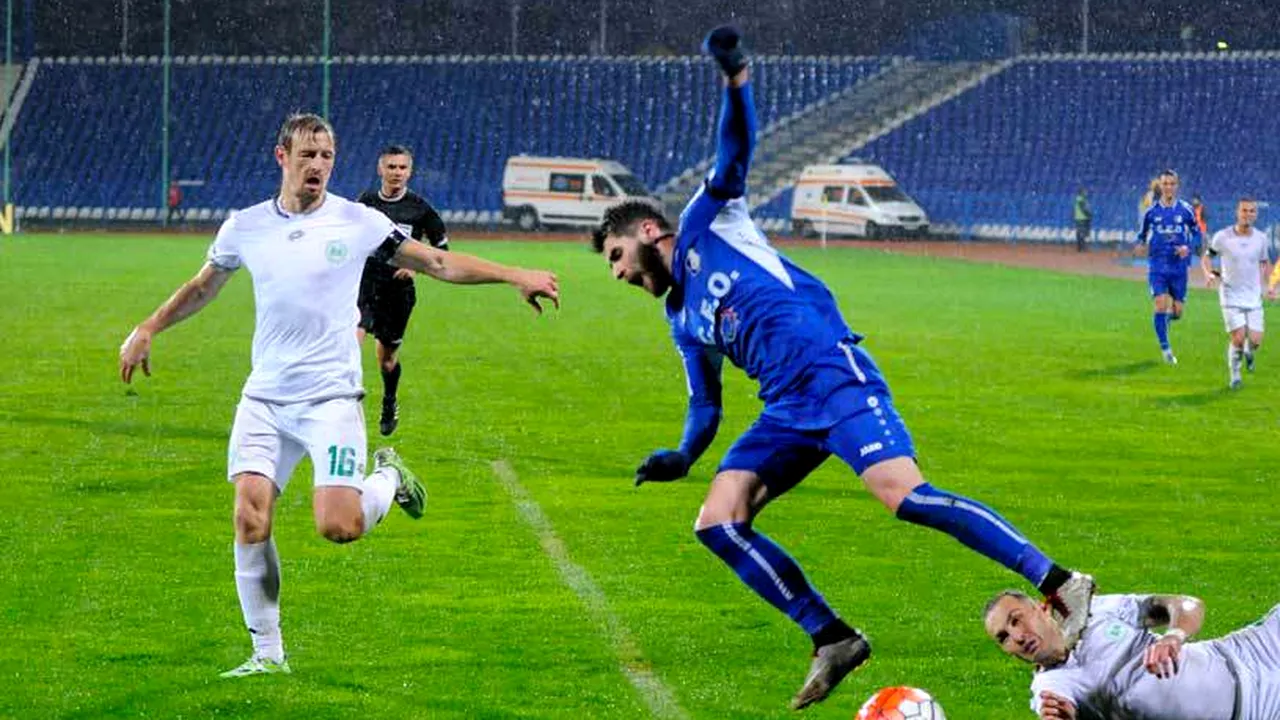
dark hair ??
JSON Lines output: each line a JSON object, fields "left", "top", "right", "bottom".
{"left": 1239, "top": 196, "right": 1257, "bottom": 206}
{"left": 379, "top": 144, "right": 413, "bottom": 159}
{"left": 590, "top": 200, "right": 672, "bottom": 253}
{"left": 984, "top": 589, "right": 1034, "bottom": 621}
{"left": 277, "top": 113, "right": 335, "bottom": 151}
{"left": 1158, "top": 168, "right": 1179, "bottom": 180}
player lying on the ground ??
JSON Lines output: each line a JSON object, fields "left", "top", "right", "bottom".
{"left": 985, "top": 589, "right": 1280, "bottom": 719}
{"left": 119, "top": 113, "right": 559, "bottom": 678}
{"left": 589, "top": 25, "right": 1094, "bottom": 711}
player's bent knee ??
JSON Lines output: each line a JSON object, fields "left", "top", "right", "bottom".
{"left": 233, "top": 473, "right": 275, "bottom": 543}
{"left": 859, "top": 456, "right": 925, "bottom": 513}
{"left": 316, "top": 517, "right": 363, "bottom": 544}
{"left": 313, "top": 487, "right": 365, "bottom": 544}
{"left": 694, "top": 470, "right": 767, "bottom": 530}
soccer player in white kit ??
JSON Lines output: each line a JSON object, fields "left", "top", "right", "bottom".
{"left": 117, "top": 114, "right": 560, "bottom": 677}
{"left": 985, "top": 589, "right": 1280, "bottom": 719}
{"left": 1200, "top": 198, "right": 1275, "bottom": 388}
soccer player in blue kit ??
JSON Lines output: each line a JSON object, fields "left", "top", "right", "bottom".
{"left": 1136, "top": 170, "right": 1202, "bottom": 364}
{"left": 590, "top": 26, "right": 1096, "bottom": 710}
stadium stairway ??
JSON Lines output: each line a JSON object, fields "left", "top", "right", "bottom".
{"left": 0, "top": 61, "right": 35, "bottom": 154}
{"left": 656, "top": 58, "right": 905, "bottom": 218}
{"left": 745, "top": 58, "right": 1011, "bottom": 228}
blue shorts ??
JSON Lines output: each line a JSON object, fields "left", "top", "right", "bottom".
{"left": 1149, "top": 269, "right": 1188, "bottom": 302}
{"left": 719, "top": 378, "right": 916, "bottom": 495}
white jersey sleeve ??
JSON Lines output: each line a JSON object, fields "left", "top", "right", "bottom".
{"left": 206, "top": 214, "right": 243, "bottom": 271}
{"left": 1029, "top": 666, "right": 1093, "bottom": 714}
{"left": 354, "top": 203, "right": 408, "bottom": 263}
{"left": 1209, "top": 228, "right": 1225, "bottom": 257}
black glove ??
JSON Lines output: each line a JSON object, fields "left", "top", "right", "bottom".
{"left": 635, "top": 449, "right": 690, "bottom": 486}
{"left": 702, "top": 25, "right": 748, "bottom": 76}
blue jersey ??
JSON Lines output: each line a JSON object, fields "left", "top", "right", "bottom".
{"left": 658, "top": 83, "right": 894, "bottom": 466}
{"left": 1138, "top": 200, "right": 1201, "bottom": 272}
{"left": 667, "top": 192, "right": 865, "bottom": 409}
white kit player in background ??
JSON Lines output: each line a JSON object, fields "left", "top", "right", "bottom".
{"left": 1201, "top": 197, "right": 1275, "bottom": 388}
{"left": 118, "top": 113, "right": 559, "bottom": 678}
{"left": 984, "top": 589, "right": 1280, "bottom": 720}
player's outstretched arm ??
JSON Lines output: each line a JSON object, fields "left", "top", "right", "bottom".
{"left": 703, "top": 26, "right": 756, "bottom": 201}
{"left": 393, "top": 238, "right": 559, "bottom": 313}
{"left": 119, "top": 263, "right": 235, "bottom": 383}
{"left": 636, "top": 345, "right": 724, "bottom": 486}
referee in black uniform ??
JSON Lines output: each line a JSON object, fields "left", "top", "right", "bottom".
{"left": 357, "top": 144, "right": 449, "bottom": 436}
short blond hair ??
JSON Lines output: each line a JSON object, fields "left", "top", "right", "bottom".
{"left": 276, "top": 113, "right": 335, "bottom": 152}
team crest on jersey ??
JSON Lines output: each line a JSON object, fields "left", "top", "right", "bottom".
{"left": 686, "top": 249, "right": 701, "bottom": 275}
{"left": 325, "top": 240, "right": 350, "bottom": 265}
{"left": 718, "top": 306, "right": 740, "bottom": 343}
{"left": 1104, "top": 622, "right": 1128, "bottom": 641}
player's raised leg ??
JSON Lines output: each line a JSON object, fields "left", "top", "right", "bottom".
{"left": 304, "top": 399, "right": 425, "bottom": 542}
{"left": 820, "top": 381, "right": 1094, "bottom": 646}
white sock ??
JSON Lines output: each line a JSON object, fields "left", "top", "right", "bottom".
{"left": 361, "top": 467, "right": 399, "bottom": 533}
{"left": 1244, "top": 338, "right": 1254, "bottom": 355}
{"left": 234, "top": 539, "right": 283, "bottom": 662}
{"left": 1229, "top": 344, "right": 1243, "bottom": 374}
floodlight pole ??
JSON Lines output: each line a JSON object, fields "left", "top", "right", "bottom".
{"left": 321, "top": 0, "right": 331, "bottom": 119}
{"left": 1081, "top": 0, "right": 1090, "bottom": 54}
{"left": 598, "top": 0, "right": 607, "bottom": 55}
{"left": 4, "top": 0, "right": 11, "bottom": 207}
{"left": 160, "top": 0, "right": 170, "bottom": 226}
{"left": 510, "top": 0, "right": 520, "bottom": 55}
{"left": 121, "top": 0, "right": 129, "bottom": 57}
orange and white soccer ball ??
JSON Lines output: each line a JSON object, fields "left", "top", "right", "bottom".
{"left": 856, "top": 686, "right": 946, "bottom": 719}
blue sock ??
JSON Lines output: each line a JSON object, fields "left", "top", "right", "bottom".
{"left": 696, "top": 523, "right": 839, "bottom": 635}
{"left": 896, "top": 483, "right": 1054, "bottom": 588}
{"left": 1154, "top": 312, "right": 1170, "bottom": 350}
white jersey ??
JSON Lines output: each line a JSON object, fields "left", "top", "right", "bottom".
{"left": 1031, "top": 595, "right": 1237, "bottom": 719}
{"left": 207, "top": 193, "right": 405, "bottom": 404}
{"left": 1209, "top": 226, "right": 1269, "bottom": 309}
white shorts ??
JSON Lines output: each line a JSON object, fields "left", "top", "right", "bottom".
{"left": 226, "top": 396, "right": 368, "bottom": 491}
{"left": 1223, "top": 306, "right": 1265, "bottom": 334}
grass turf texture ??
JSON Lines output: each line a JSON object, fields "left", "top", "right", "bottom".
{"left": 1, "top": 234, "right": 1276, "bottom": 719}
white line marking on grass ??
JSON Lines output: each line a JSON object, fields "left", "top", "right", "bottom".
{"left": 491, "top": 460, "right": 689, "bottom": 720}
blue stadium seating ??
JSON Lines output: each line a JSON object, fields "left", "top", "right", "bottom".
{"left": 12, "top": 56, "right": 884, "bottom": 215}
{"left": 845, "top": 56, "right": 1280, "bottom": 237}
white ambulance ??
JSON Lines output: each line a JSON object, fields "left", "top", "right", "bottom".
{"left": 790, "top": 163, "right": 929, "bottom": 238}
{"left": 501, "top": 156, "right": 656, "bottom": 231}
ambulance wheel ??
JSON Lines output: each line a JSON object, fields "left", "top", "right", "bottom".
{"left": 516, "top": 207, "right": 540, "bottom": 232}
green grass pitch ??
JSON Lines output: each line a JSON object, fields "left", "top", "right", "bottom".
{"left": 1, "top": 233, "right": 1276, "bottom": 719}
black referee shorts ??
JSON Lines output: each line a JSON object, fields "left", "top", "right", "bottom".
{"left": 358, "top": 274, "right": 417, "bottom": 348}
